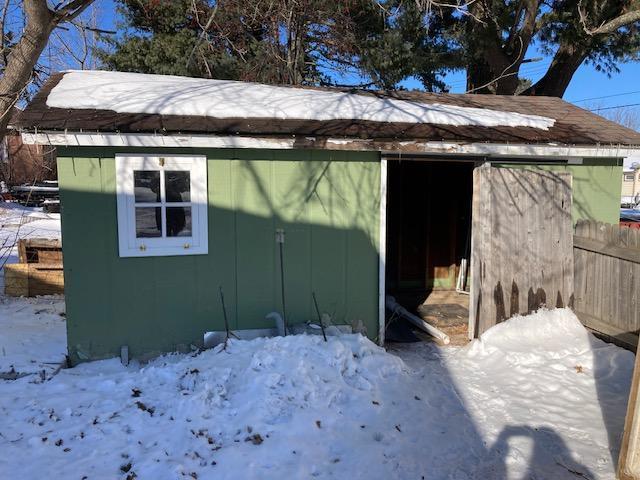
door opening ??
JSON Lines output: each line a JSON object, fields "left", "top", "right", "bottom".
{"left": 384, "top": 159, "right": 474, "bottom": 345}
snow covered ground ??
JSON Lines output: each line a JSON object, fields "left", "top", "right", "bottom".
{"left": 0, "top": 296, "right": 67, "bottom": 377}
{"left": 0, "top": 202, "right": 65, "bottom": 376}
{"left": 0, "top": 307, "right": 634, "bottom": 479}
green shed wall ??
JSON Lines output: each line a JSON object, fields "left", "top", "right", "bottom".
{"left": 57, "top": 148, "right": 381, "bottom": 363}
{"left": 497, "top": 160, "right": 622, "bottom": 225}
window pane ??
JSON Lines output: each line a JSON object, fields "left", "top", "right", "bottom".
{"left": 134, "top": 171, "right": 160, "bottom": 202}
{"left": 166, "top": 207, "right": 192, "bottom": 237}
{"left": 165, "top": 171, "right": 190, "bottom": 202}
{"left": 135, "top": 207, "right": 162, "bottom": 238}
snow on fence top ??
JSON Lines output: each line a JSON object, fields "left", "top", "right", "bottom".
{"left": 46, "top": 70, "right": 556, "bottom": 130}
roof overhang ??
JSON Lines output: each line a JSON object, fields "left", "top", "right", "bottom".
{"left": 21, "top": 131, "right": 640, "bottom": 160}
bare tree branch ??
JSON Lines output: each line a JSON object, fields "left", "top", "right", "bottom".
{"left": 0, "top": 0, "right": 96, "bottom": 142}
{"left": 578, "top": 0, "right": 640, "bottom": 35}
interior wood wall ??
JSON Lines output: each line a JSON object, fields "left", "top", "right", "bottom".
{"left": 386, "top": 160, "right": 473, "bottom": 301}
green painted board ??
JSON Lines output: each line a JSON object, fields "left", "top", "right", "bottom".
{"left": 497, "top": 160, "right": 622, "bottom": 225}
{"left": 57, "top": 148, "right": 381, "bottom": 363}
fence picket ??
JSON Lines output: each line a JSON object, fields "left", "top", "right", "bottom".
{"left": 573, "top": 220, "right": 640, "bottom": 349}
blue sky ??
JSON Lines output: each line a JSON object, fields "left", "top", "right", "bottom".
{"left": 438, "top": 56, "right": 640, "bottom": 112}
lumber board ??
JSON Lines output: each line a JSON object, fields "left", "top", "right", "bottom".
{"left": 574, "top": 236, "right": 640, "bottom": 264}
{"left": 619, "top": 344, "right": 640, "bottom": 480}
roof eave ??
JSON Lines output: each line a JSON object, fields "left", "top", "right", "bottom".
{"left": 21, "top": 130, "right": 640, "bottom": 160}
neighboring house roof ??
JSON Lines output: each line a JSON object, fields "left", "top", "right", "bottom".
{"left": 13, "top": 70, "right": 640, "bottom": 147}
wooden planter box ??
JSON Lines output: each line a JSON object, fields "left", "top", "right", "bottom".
{"left": 18, "top": 238, "right": 63, "bottom": 264}
{"left": 4, "top": 238, "right": 64, "bottom": 297}
{"left": 4, "top": 263, "right": 64, "bottom": 296}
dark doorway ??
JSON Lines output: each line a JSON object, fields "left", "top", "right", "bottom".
{"left": 385, "top": 159, "right": 474, "bottom": 343}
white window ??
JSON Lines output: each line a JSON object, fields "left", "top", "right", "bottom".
{"left": 624, "top": 173, "right": 635, "bottom": 182}
{"left": 116, "top": 154, "right": 208, "bottom": 257}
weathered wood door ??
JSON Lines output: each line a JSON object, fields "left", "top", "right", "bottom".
{"left": 469, "top": 165, "right": 574, "bottom": 338}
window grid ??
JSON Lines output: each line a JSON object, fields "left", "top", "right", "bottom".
{"left": 116, "top": 155, "right": 207, "bottom": 257}
{"left": 133, "top": 168, "right": 192, "bottom": 239}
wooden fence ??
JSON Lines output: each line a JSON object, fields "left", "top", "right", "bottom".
{"left": 573, "top": 220, "right": 640, "bottom": 349}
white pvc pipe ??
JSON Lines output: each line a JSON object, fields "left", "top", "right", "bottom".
{"left": 385, "top": 296, "right": 450, "bottom": 345}
{"left": 266, "top": 312, "right": 286, "bottom": 337}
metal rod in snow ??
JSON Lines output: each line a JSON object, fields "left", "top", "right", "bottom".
{"left": 312, "top": 292, "right": 328, "bottom": 342}
{"left": 219, "top": 286, "right": 231, "bottom": 342}
{"left": 276, "top": 229, "right": 289, "bottom": 336}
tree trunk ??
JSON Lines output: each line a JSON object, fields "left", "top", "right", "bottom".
{"left": 0, "top": 1, "right": 55, "bottom": 141}
{"left": 522, "top": 43, "right": 588, "bottom": 97}
{"left": 464, "top": 0, "right": 537, "bottom": 95}
{"left": 466, "top": 58, "right": 521, "bottom": 95}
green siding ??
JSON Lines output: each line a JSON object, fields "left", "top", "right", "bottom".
{"left": 57, "top": 148, "right": 381, "bottom": 363}
{"left": 497, "top": 160, "right": 622, "bottom": 224}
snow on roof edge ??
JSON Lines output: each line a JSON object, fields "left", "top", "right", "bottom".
{"left": 45, "top": 70, "right": 556, "bottom": 131}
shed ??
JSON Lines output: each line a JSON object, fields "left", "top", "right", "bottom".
{"left": 13, "top": 70, "right": 640, "bottom": 363}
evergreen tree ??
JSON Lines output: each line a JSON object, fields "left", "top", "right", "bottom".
{"left": 101, "top": 0, "right": 640, "bottom": 97}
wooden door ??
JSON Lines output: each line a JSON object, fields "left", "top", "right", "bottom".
{"left": 469, "top": 164, "right": 574, "bottom": 338}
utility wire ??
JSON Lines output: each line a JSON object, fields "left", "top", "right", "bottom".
{"left": 570, "top": 90, "right": 640, "bottom": 104}
{"left": 589, "top": 102, "right": 640, "bottom": 112}
{"left": 445, "top": 62, "right": 552, "bottom": 89}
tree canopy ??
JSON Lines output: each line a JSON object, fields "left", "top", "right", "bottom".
{"left": 101, "top": 0, "right": 640, "bottom": 97}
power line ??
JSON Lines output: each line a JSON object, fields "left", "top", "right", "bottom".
{"left": 445, "top": 62, "right": 552, "bottom": 89}
{"left": 570, "top": 90, "right": 640, "bottom": 103}
{"left": 590, "top": 102, "right": 640, "bottom": 112}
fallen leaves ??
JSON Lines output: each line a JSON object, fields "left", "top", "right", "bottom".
{"left": 245, "top": 434, "right": 264, "bottom": 445}
{"left": 135, "top": 401, "right": 155, "bottom": 416}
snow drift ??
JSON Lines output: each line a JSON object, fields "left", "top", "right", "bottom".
{"left": 0, "top": 308, "right": 634, "bottom": 479}
{"left": 46, "top": 70, "right": 556, "bottom": 130}
{"left": 465, "top": 307, "right": 593, "bottom": 355}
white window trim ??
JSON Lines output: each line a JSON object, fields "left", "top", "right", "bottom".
{"left": 116, "top": 154, "right": 208, "bottom": 257}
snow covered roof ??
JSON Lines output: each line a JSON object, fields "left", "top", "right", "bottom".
{"left": 44, "top": 71, "right": 554, "bottom": 130}
{"left": 15, "top": 70, "right": 640, "bottom": 147}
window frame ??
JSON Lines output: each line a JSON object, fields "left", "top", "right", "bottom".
{"left": 624, "top": 173, "right": 635, "bottom": 182}
{"left": 116, "top": 154, "right": 208, "bottom": 257}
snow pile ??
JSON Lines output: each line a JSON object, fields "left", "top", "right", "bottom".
{"left": 0, "top": 296, "right": 66, "bottom": 377}
{"left": 442, "top": 308, "right": 635, "bottom": 479}
{"left": 46, "top": 70, "right": 556, "bottom": 130}
{"left": 466, "top": 307, "right": 592, "bottom": 355}
{"left": 0, "top": 308, "right": 634, "bottom": 479}
{"left": 0, "top": 334, "right": 431, "bottom": 479}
